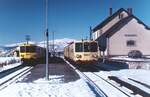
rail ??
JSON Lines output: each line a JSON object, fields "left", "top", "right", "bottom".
{"left": 63, "top": 58, "right": 107, "bottom": 97}
{"left": 109, "top": 76, "right": 150, "bottom": 97}
{"left": 0, "top": 64, "right": 23, "bottom": 78}
{"left": 0, "top": 66, "right": 32, "bottom": 90}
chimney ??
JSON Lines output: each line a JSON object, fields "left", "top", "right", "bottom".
{"left": 109, "top": 8, "right": 113, "bottom": 16}
{"left": 127, "top": 8, "right": 133, "bottom": 15}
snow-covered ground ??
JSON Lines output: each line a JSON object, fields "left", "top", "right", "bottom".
{"left": 109, "top": 56, "right": 150, "bottom": 69}
{"left": 110, "top": 56, "right": 150, "bottom": 61}
{"left": 0, "top": 63, "right": 21, "bottom": 72}
{"left": 0, "top": 75, "right": 96, "bottom": 97}
{"left": 97, "top": 69, "right": 150, "bottom": 83}
{"left": 0, "top": 56, "right": 96, "bottom": 97}
{"left": 0, "top": 56, "right": 150, "bottom": 97}
{"left": 94, "top": 69, "right": 150, "bottom": 95}
{"left": 0, "top": 66, "right": 32, "bottom": 90}
{"left": 1, "top": 67, "right": 150, "bottom": 97}
{"left": 0, "top": 57, "right": 20, "bottom": 64}
{"left": 107, "top": 69, "right": 150, "bottom": 86}
{"left": 0, "top": 68, "right": 150, "bottom": 97}
{"left": 0, "top": 57, "right": 21, "bottom": 72}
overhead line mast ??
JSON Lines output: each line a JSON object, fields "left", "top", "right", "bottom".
{"left": 45, "top": 0, "right": 49, "bottom": 80}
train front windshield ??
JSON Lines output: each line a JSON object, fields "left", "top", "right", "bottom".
{"left": 84, "top": 42, "right": 90, "bottom": 52}
{"left": 75, "top": 43, "right": 83, "bottom": 52}
{"left": 75, "top": 42, "right": 97, "bottom": 52}
{"left": 90, "top": 42, "right": 98, "bottom": 52}
{"left": 20, "top": 46, "right": 36, "bottom": 53}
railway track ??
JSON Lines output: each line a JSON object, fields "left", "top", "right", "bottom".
{"left": 0, "top": 65, "right": 33, "bottom": 90}
{"left": 84, "top": 64, "right": 150, "bottom": 97}
{"left": 128, "top": 78, "right": 150, "bottom": 89}
{"left": 108, "top": 76, "right": 150, "bottom": 97}
{"left": 63, "top": 58, "right": 150, "bottom": 97}
{"left": 85, "top": 64, "right": 150, "bottom": 97}
{"left": 85, "top": 72, "right": 132, "bottom": 97}
{"left": 63, "top": 58, "right": 131, "bottom": 97}
{"left": 64, "top": 59, "right": 107, "bottom": 97}
{"left": 0, "top": 64, "right": 24, "bottom": 78}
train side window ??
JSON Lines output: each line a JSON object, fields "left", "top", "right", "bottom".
{"left": 75, "top": 43, "right": 83, "bottom": 52}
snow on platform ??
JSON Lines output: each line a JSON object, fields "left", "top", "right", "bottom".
{"left": 0, "top": 57, "right": 20, "bottom": 64}
{"left": 0, "top": 57, "right": 21, "bottom": 72}
{"left": 0, "top": 78, "right": 96, "bottom": 97}
{"left": 0, "top": 63, "right": 97, "bottom": 97}
{"left": 21, "top": 63, "right": 80, "bottom": 83}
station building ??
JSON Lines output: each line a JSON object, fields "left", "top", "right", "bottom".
{"left": 92, "top": 8, "right": 150, "bottom": 57}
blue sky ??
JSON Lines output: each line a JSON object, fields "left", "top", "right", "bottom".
{"left": 0, "top": 0, "right": 150, "bottom": 45}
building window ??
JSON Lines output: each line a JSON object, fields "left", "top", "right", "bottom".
{"left": 126, "top": 40, "right": 136, "bottom": 47}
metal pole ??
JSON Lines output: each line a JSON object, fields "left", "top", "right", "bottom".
{"left": 45, "top": 0, "right": 49, "bottom": 80}
{"left": 90, "top": 26, "right": 92, "bottom": 40}
{"left": 46, "top": 29, "right": 49, "bottom": 80}
{"left": 52, "top": 31, "right": 54, "bottom": 56}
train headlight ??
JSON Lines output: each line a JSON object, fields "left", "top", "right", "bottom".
{"left": 76, "top": 54, "right": 82, "bottom": 58}
{"left": 21, "top": 55, "right": 24, "bottom": 58}
{"left": 92, "top": 54, "right": 98, "bottom": 58}
{"left": 33, "top": 54, "right": 37, "bottom": 57}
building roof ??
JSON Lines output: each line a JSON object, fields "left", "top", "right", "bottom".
{"left": 105, "top": 15, "right": 150, "bottom": 38}
{"left": 93, "top": 8, "right": 129, "bottom": 32}
{"left": 95, "top": 11, "right": 150, "bottom": 51}
{"left": 104, "top": 16, "right": 133, "bottom": 38}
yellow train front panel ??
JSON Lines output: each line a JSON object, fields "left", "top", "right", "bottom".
{"left": 20, "top": 52, "right": 37, "bottom": 60}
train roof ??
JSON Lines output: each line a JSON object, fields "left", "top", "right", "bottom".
{"left": 64, "top": 40, "right": 97, "bottom": 48}
{"left": 19, "top": 43, "right": 36, "bottom": 46}
{"left": 75, "top": 40, "right": 97, "bottom": 43}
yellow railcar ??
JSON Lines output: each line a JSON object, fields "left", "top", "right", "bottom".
{"left": 19, "top": 44, "right": 45, "bottom": 63}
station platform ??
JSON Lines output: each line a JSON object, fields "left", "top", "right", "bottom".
{"left": 21, "top": 62, "right": 80, "bottom": 83}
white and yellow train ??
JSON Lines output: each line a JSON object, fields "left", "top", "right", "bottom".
{"left": 64, "top": 40, "right": 98, "bottom": 64}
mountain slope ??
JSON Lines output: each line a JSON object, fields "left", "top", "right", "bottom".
{"left": 2, "top": 38, "right": 76, "bottom": 53}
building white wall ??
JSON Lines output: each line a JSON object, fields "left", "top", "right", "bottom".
{"left": 108, "top": 18, "right": 150, "bottom": 56}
